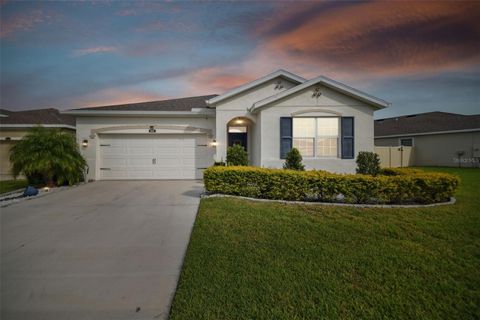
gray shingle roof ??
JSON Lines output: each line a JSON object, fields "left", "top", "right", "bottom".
{"left": 0, "top": 108, "right": 76, "bottom": 127}
{"left": 74, "top": 94, "right": 218, "bottom": 112}
{"left": 375, "top": 112, "right": 480, "bottom": 137}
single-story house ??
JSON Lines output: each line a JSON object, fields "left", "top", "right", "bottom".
{"left": 375, "top": 112, "right": 480, "bottom": 167}
{"left": 0, "top": 108, "right": 76, "bottom": 180}
{"left": 64, "top": 69, "right": 389, "bottom": 180}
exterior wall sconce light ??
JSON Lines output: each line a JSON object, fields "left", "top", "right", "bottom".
{"left": 82, "top": 139, "right": 88, "bottom": 148}
{"left": 211, "top": 139, "right": 218, "bottom": 147}
{"left": 149, "top": 126, "right": 156, "bottom": 133}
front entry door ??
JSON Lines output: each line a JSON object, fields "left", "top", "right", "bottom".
{"left": 228, "top": 132, "right": 247, "bottom": 151}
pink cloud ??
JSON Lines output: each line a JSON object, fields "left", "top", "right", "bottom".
{"left": 185, "top": 67, "right": 256, "bottom": 95}
{"left": 72, "top": 87, "right": 170, "bottom": 108}
{"left": 252, "top": 1, "right": 480, "bottom": 79}
{"left": 73, "top": 46, "right": 118, "bottom": 56}
{"left": 0, "top": 9, "right": 56, "bottom": 38}
{"left": 181, "top": 2, "right": 480, "bottom": 97}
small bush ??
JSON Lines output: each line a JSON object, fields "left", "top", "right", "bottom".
{"left": 10, "top": 127, "right": 87, "bottom": 186}
{"left": 226, "top": 144, "right": 248, "bottom": 166}
{"left": 356, "top": 151, "right": 381, "bottom": 176}
{"left": 283, "top": 148, "right": 305, "bottom": 171}
{"left": 203, "top": 166, "right": 459, "bottom": 204}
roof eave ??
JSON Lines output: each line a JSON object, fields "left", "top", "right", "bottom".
{"left": 61, "top": 110, "right": 216, "bottom": 117}
{"left": 0, "top": 124, "right": 76, "bottom": 130}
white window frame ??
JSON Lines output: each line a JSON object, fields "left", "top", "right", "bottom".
{"left": 293, "top": 117, "right": 340, "bottom": 158}
{"left": 399, "top": 137, "right": 414, "bottom": 147}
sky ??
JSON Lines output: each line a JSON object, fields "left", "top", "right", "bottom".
{"left": 1, "top": 1, "right": 479, "bottom": 119}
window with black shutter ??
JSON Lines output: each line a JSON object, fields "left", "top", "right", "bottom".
{"left": 341, "top": 117, "right": 354, "bottom": 159}
{"left": 280, "top": 117, "right": 292, "bottom": 159}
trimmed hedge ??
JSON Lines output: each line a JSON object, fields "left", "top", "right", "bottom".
{"left": 203, "top": 166, "right": 460, "bottom": 204}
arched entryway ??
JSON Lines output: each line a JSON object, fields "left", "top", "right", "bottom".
{"left": 227, "top": 117, "right": 253, "bottom": 153}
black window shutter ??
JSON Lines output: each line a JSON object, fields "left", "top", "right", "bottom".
{"left": 280, "top": 117, "right": 292, "bottom": 159}
{"left": 341, "top": 117, "right": 354, "bottom": 159}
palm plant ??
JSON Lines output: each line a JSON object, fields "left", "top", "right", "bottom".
{"left": 10, "top": 126, "right": 87, "bottom": 186}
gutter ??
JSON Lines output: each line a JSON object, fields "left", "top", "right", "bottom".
{"left": 61, "top": 109, "right": 216, "bottom": 117}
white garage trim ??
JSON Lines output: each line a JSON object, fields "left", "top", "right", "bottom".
{"left": 91, "top": 124, "right": 213, "bottom": 138}
{"left": 98, "top": 134, "right": 212, "bottom": 180}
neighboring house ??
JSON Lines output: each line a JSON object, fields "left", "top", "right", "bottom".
{"left": 0, "top": 108, "right": 76, "bottom": 180}
{"left": 64, "top": 69, "right": 389, "bottom": 180}
{"left": 375, "top": 112, "right": 480, "bottom": 167}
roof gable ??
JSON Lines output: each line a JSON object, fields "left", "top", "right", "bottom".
{"left": 250, "top": 76, "right": 389, "bottom": 112}
{"left": 206, "top": 69, "right": 305, "bottom": 106}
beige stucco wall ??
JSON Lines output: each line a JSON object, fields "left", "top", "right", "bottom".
{"left": 0, "top": 141, "right": 15, "bottom": 180}
{"left": 213, "top": 81, "right": 378, "bottom": 173}
{"left": 213, "top": 76, "right": 297, "bottom": 166}
{"left": 375, "top": 131, "right": 480, "bottom": 167}
{"left": 257, "top": 85, "right": 376, "bottom": 173}
{"left": 76, "top": 116, "right": 216, "bottom": 181}
{"left": 0, "top": 130, "right": 29, "bottom": 139}
{"left": 75, "top": 77, "right": 380, "bottom": 178}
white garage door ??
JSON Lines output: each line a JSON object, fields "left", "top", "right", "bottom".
{"left": 99, "top": 134, "right": 210, "bottom": 180}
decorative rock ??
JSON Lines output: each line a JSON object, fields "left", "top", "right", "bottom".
{"left": 23, "top": 186, "right": 39, "bottom": 197}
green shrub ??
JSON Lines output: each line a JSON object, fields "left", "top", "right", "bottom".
{"left": 203, "top": 166, "right": 459, "bottom": 204}
{"left": 283, "top": 148, "right": 305, "bottom": 171}
{"left": 356, "top": 151, "right": 381, "bottom": 176}
{"left": 10, "top": 127, "right": 87, "bottom": 186}
{"left": 379, "top": 167, "right": 423, "bottom": 176}
{"left": 226, "top": 144, "right": 248, "bottom": 166}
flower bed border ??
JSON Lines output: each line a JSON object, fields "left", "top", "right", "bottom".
{"left": 202, "top": 193, "right": 456, "bottom": 208}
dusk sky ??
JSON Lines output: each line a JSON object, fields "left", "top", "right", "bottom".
{"left": 1, "top": 1, "right": 479, "bottom": 118}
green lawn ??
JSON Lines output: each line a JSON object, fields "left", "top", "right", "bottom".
{"left": 0, "top": 179, "right": 28, "bottom": 194}
{"left": 170, "top": 167, "right": 480, "bottom": 319}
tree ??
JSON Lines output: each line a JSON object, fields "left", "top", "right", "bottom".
{"left": 356, "top": 151, "right": 381, "bottom": 175}
{"left": 10, "top": 127, "right": 87, "bottom": 186}
{"left": 226, "top": 144, "right": 248, "bottom": 166}
{"left": 283, "top": 148, "right": 305, "bottom": 170}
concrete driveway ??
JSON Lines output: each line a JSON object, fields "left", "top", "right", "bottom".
{"left": 0, "top": 180, "right": 203, "bottom": 320}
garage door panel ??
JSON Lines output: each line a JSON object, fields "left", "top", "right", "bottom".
{"left": 155, "top": 149, "right": 185, "bottom": 157}
{"left": 181, "top": 158, "right": 195, "bottom": 166}
{"left": 128, "top": 158, "right": 154, "bottom": 166}
{"left": 102, "top": 158, "right": 128, "bottom": 167}
{"left": 100, "top": 170, "right": 126, "bottom": 179}
{"left": 154, "top": 147, "right": 181, "bottom": 155}
{"left": 127, "top": 147, "right": 154, "bottom": 155}
{"left": 99, "top": 134, "right": 211, "bottom": 180}
{"left": 126, "top": 170, "right": 154, "bottom": 179}
{"left": 102, "top": 146, "right": 126, "bottom": 156}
